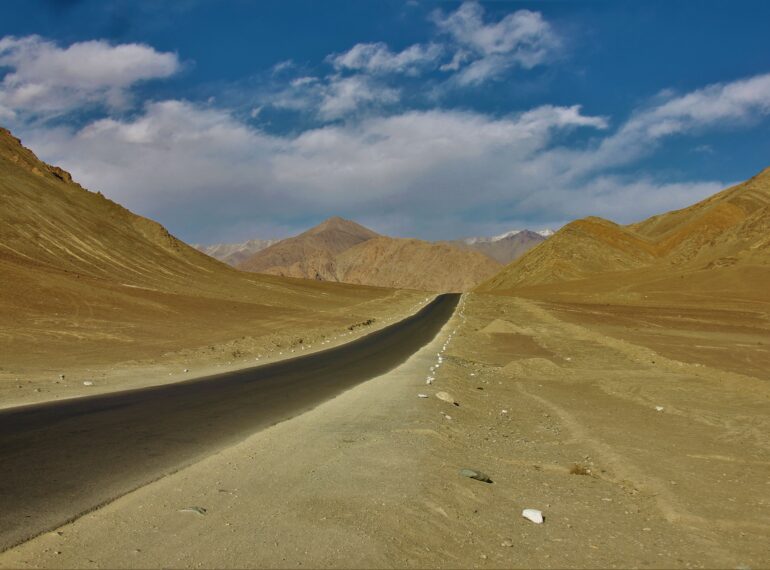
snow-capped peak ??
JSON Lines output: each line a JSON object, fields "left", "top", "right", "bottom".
{"left": 462, "top": 228, "right": 555, "bottom": 244}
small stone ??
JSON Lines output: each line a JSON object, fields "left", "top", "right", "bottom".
{"left": 435, "top": 391, "right": 458, "bottom": 406}
{"left": 522, "top": 508, "right": 544, "bottom": 524}
{"left": 179, "top": 506, "right": 207, "bottom": 516}
{"left": 418, "top": 393, "right": 429, "bottom": 398}
{"left": 58, "top": 374, "right": 65, "bottom": 381}
{"left": 459, "top": 468, "right": 492, "bottom": 483}
{"left": 82, "top": 381, "right": 94, "bottom": 386}
{"left": 655, "top": 406, "right": 664, "bottom": 412}
{"left": 501, "top": 540, "right": 514, "bottom": 548}
{"left": 183, "top": 369, "right": 189, "bottom": 373}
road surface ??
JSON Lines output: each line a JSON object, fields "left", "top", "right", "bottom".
{"left": 0, "top": 293, "right": 459, "bottom": 551}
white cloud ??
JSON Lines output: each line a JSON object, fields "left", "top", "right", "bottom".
{"left": 25, "top": 99, "right": 612, "bottom": 240}
{"left": 318, "top": 75, "right": 400, "bottom": 119}
{"left": 433, "top": 2, "right": 560, "bottom": 85}
{"left": 572, "top": 72, "right": 770, "bottom": 175}
{"left": 328, "top": 42, "right": 443, "bottom": 75}
{"left": 0, "top": 35, "right": 180, "bottom": 116}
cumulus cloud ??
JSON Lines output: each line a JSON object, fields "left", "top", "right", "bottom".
{"left": 0, "top": 35, "right": 180, "bottom": 117}
{"left": 26, "top": 98, "right": 615, "bottom": 240}
{"left": 433, "top": 2, "right": 560, "bottom": 85}
{"left": 328, "top": 42, "right": 443, "bottom": 75}
{"left": 266, "top": 73, "right": 400, "bottom": 120}
{"left": 571, "top": 72, "right": 770, "bottom": 175}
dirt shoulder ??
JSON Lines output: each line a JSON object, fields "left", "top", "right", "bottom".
{"left": 2, "top": 293, "right": 767, "bottom": 568}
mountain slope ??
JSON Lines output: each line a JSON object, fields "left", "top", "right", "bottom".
{"left": 335, "top": 237, "right": 502, "bottom": 292}
{"left": 0, "top": 127, "right": 424, "bottom": 400}
{"left": 477, "top": 167, "right": 770, "bottom": 299}
{"left": 195, "top": 239, "right": 278, "bottom": 266}
{"left": 237, "top": 218, "right": 503, "bottom": 291}
{"left": 449, "top": 229, "right": 547, "bottom": 264}
{"left": 238, "top": 217, "right": 379, "bottom": 279}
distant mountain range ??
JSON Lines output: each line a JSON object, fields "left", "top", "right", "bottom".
{"left": 234, "top": 217, "right": 503, "bottom": 292}
{"left": 194, "top": 239, "right": 278, "bottom": 266}
{"left": 199, "top": 223, "right": 554, "bottom": 275}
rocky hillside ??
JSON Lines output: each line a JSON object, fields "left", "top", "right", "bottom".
{"left": 238, "top": 217, "right": 379, "bottom": 280}
{"left": 477, "top": 167, "right": 770, "bottom": 301}
{"left": 335, "top": 237, "right": 502, "bottom": 292}
{"left": 194, "top": 239, "right": 278, "bottom": 266}
{"left": 237, "top": 218, "right": 502, "bottom": 292}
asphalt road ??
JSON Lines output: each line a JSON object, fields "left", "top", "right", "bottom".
{"left": 0, "top": 293, "right": 459, "bottom": 551}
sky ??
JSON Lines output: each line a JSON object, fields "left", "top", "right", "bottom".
{"left": 1, "top": 1, "right": 770, "bottom": 243}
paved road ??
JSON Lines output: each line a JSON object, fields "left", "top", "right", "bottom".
{"left": 0, "top": 293, "right": 459, "bottom": 551}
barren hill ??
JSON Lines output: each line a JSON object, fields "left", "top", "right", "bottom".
{"left": 238, "top": 217, "right": 379, "bottom": 279}
{"left": 335, "top": 237, "right": 502, "bottom": 292}
{"left": 0, "top": 127, "right": 424, "bottom": 405}
{"left": 237, "top": 219, "right": 502, "bottom": 291}
{"left": 477, "top": 167, "right": 770, "bottom": 302}
{"left": 195, "top": 239, "right": 278, "bottom": 266}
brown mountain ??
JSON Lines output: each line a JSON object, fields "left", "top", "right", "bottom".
{"left": 237, "top": 217, "right": 379, "bottom": 279}
{"left": 477, "top": 167, "right": 770, "bottom": 303}
{"left": 237, "top": 218, "right": 502, "bottom": 291}
{"left": 334, "top": 237, "right": 502, "bottom": 292}
{"left": 0, "top": 127, "right": 418, "bottom": 383}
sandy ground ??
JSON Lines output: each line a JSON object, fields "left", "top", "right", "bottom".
{"left": 2, "top": 293, "right": 768, "bottom": 568}
{"left": 0, "top": 289, "right": 429, "bottom": 410}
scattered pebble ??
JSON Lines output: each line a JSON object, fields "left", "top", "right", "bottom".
{"left": 522, "top": 508, "right": 544, "bottom": 524}
{"left": 655, "top": 406, "right": 664, "bottom": 412}
{"left": 459, "top": 468, "right": 492, "bottom": 483}
{"left": 418, "top": 393, "right": 429, "bottom": 398}
{"left": 58, "top": 374, "right": 65, "bottom": 381}
{"left": 82, "top": 381, "right": 94, "bottom": 386}
{"left": 501, "top": 539, "right": 514, "bottom": 548}
{"left": 183, "top": 369, "right": 189, "bottom": 373}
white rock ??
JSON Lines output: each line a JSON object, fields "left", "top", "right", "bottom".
{"left": 501, "top": 409, "right": 508, "bottom": 414}
{"left": 418, "top": 393, "right": 429, "bottom": 398}
{"left": 435, "top": 391, "right": 457, "bottom": 405}
{"left": 426, "top": 377, "right": 433, "bottom": 385}
{"left": 82, "top": 381, "right": 94, "bottom": 386}
{"left": 655, "top": 406, "right": 664, "bottom": 412}
{"left": 522, "top": 509, "right": 544, "bottom": 524}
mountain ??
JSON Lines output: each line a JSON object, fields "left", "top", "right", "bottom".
{"left": 237, "top": 217, "right": 379, "bottom": 279}
{"left": 448, "top": 229, "right": 548, "bottom": 264}
{"left": 0, "top": 127, "right": 416, "bottom": 376}
{"left": 477, "top": 167, "right": 770, "bottom": 302}
{"left": 237, "top": 218, "right": 502, "bottom": 291}
{"left": 334, "top": 237, "right": 502, "bottom": 292}
{"left": 194, "top": 239, "right": 278, "bottom": 266}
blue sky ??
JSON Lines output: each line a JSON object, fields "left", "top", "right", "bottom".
{"left": 2, "top": 0, "right": 770, "bottom": 243}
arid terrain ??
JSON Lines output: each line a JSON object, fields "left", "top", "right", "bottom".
{"left": 1, "top": 124, "right": 768, "bottom": 569}
{"left": 0, "top": 128, "right": 427, "bottom": 408}
{"left": 2, "top": 291, "right": 766, "bottom": 569}
{"left": 236, "top": 217, "right": 503, "bottom": 292}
